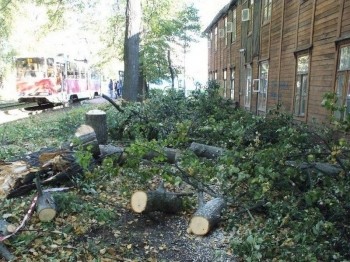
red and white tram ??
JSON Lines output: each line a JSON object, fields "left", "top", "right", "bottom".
{"left": 15, "top": 54, "right": 101, "bottom": 105}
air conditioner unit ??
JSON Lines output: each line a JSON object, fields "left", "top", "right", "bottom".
{"left": 242, "top": 8, "right": 250, "bottom": 21}
{"left": 226, "top": 22, "right": 233, "bottom": 33}
{"left": 219, "top": 29, "right": 225, "bottom": 38}
{"left": 253, "top": 79, "right": 260, "bottom": 92}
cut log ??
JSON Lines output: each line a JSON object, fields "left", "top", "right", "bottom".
{"left": 34, "top": 176, "right": 57, "bottom": 222}
{"left": 143, "top": 147, "right": 180, "bottom": 164}
{"left": 131, "top": 183, "right": 192, "bottom": 213}
{"left": 189, "top": 142, "right": 225, "bottom": 159}
{"left": 71, "top": 124, "right": 100, "bottom": 158}
{"left": 36, "top": 192, "right": 57, "bottom": 222}
{"left": 0, "top": 220, "right": 15, "bottom": 236}
{"left": 285, "top": 161, "right": 342, "bottom": 175}
{"left": 188, "top": 197, "right": 226, "bottom": 236}
{"left": 85, "top": 110, "right": 108, "bottom": 145}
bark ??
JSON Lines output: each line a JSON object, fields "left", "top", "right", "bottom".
{"left": 188, "top": 197, "right": 226, "bottom": 236}
{"left": 189, "top": 142, "right": 225, "bottom": 159}
{"left": 124, "top": 0, "right": 142, "bottom": 102}
{"left": 131, "top": 183, "right": 192, "bottom": 213}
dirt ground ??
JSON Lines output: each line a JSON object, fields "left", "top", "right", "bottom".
{"left": 75, "top": 205, "right": 236, "bottom": 262}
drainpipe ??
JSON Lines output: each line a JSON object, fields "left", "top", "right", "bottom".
{"left": 239, "top": 48, "right": 246, "bottom": 106}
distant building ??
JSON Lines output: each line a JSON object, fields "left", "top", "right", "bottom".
{"left": 204, "top": 0, "right": 350, "bottom": 124}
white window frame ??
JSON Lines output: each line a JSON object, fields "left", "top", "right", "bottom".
{"left": 294, "top": 54, "right": 309, "bottom": 117}
{"left": 258, "top": 61, "right": 269, "bottom": 113}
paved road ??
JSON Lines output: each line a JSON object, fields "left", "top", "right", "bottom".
{"left": 0, "top": 96, "right": 110, "bottom": 125}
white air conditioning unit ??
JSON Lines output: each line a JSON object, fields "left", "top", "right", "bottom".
{"left": 226, "top": 22, "right": 233, "bottom": 33}
{"left": 242, "top": 8, "right": 250, "bottom": 21}
{"left": 219, "top": 28, "right": 225, "bottom": 38}
{"left": 253, "top": 79, "right": 260, "bottom": 92}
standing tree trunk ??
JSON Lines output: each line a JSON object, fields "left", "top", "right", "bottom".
{"left": 124, "top": 0, "right": 142, "bottom": 102}
{"left": 168, "top": 50, "right": 175, "bottom": 89}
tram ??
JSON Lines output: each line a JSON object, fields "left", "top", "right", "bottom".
{"left": 15, "top": 54, "right": 101, "bottom": 106}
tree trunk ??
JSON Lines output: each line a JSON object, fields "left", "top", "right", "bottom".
{"left": 124, "top": 0, "right": 142, "bottom": 102}
{"left": 131, "top": 183, "right": 192, "bottom": 213}
{"left": 189, "top": 142, "right": 225, "bottom": 159}
{"left": 85, "top": 110, "right": 108, "bottom": 145}
{"left": 188, "top": 196, "right": 226, "bottom": 236}
{"left": 168, "top": 50, "right": 175, "bottom": 89}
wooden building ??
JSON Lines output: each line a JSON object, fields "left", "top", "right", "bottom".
{"left": 204, "top": 0, "right": 350, "bottom": 124}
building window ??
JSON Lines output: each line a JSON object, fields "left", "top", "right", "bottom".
{"left": 335, "top": 44, "right": 350, "bottom": 120}
{"left": 214, "top": 26, "right": 218, "bottom": 51}
{"left": 223, "top": 69, "right": 227, "bottom": 98}
{"left": 262, "top": 0, "right": 272, "bottom": 24}
{"left": 248, "top": 0, "right": 254, "bottom": 34}
{"left": 231, "top": 9, "right": 237, "bottom": 43}
{"left": 258, "top": 61, "right": 269, "bottom": 112}
{"left": 224, "top": 17, "right": 228, "bottom": 46}
{"left": 294, "top": 54, "right": 309, "bottom": 116}
{"left": 214, "top": 71, "right": 217, "bottom": 80}
{"left": 230, "top": 68, "right": 235, "bottom": 99}
{"left": 244, "top": 65, "right": 252, "bottom": 109}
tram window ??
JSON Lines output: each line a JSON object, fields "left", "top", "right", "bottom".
{"left": 47, "top": 58, "right": 55, "bottom": 77}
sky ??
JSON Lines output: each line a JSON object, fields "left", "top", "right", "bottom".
{"left": 184, "top": 0, "right": 231, "bottom": 87}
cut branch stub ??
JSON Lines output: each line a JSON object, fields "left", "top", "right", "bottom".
{"left": 189, "top": 197, "right": 226, "bottom": 236}
{"left": 131, "top": 184, "right": 189, "bottom": 214}
{"left": 189, "top": 142, "right": 225, "bottom": 159}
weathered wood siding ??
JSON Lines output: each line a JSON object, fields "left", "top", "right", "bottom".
{"left": 206, "top": 0, "right": 349, "bottom": 124}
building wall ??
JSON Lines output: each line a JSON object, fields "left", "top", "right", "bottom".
{"left": 206, "top": 0, "right": 350, "bottom": 124}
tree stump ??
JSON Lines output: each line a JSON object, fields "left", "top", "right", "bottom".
{"left": 71, "top": 124, "right": 100, "bottom": 158}
{"left": 188, "top": 196, "right": 226, "bottom": 236}
{"left": 131, "top": 183, "right": 191, "bottom": 214}
{"left": 189, "top": 142, "right": 225, "bottom": 159}
{"left": 85, "top": 110, "right": 108, "bottom": 145}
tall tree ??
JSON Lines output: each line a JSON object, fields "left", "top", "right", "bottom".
{"left": 123, "top": 0, "right": 142, "bottom": 101}
{"left": 141, "top": 2, "right": 200, "bottom": 88}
